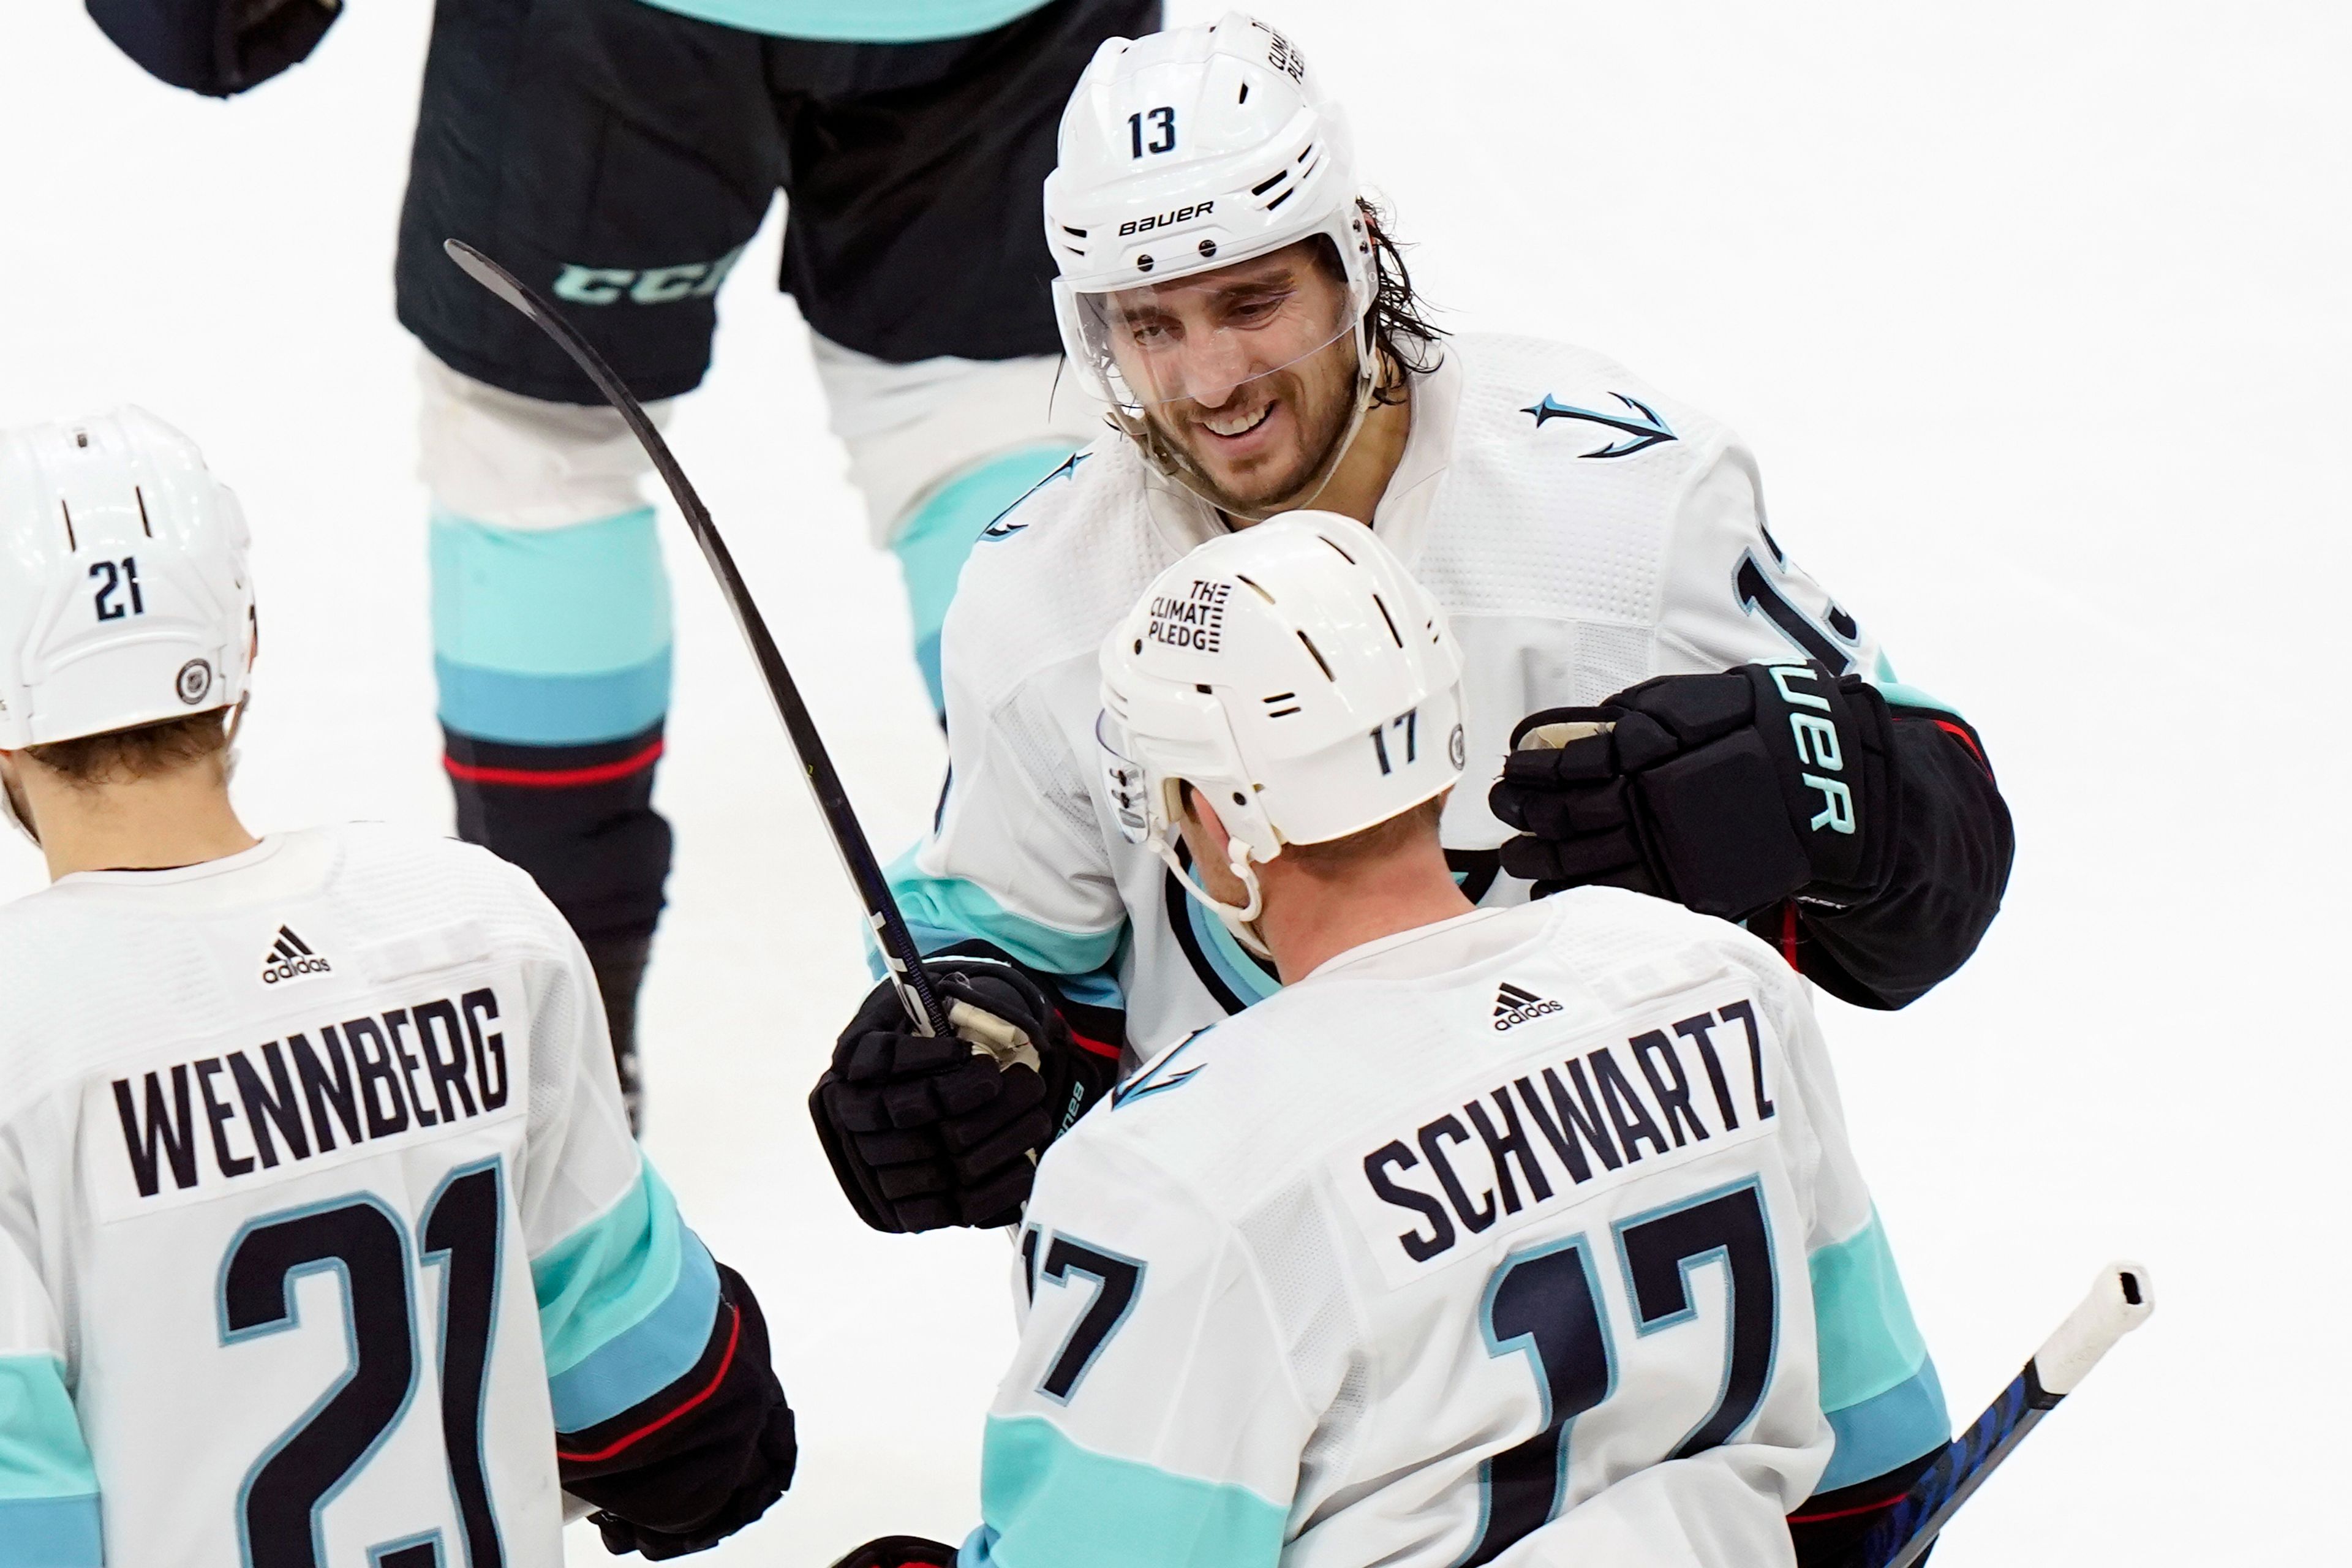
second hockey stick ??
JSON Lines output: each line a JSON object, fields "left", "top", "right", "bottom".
{"left": 1859, "top": 1260, "right": 2154, "bottom": 1568}
{"left": 442, "top": 238, "right": 953, "bottom": 1041}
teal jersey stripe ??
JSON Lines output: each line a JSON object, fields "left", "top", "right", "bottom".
{"left": 1809, "top": 1208, "right": 1932, "bottom": 1414}
{"left": 0, "top": 1357, "right": 97, "bottom": 1502}
{"left": 974, "top": 1415, "right": 1288, "bottom": 1568}
{"left": 1180, "top": 894, "right": 1282, "bottom": 1009}
{"left": 549, "top": 1230, "right": 720, "bottom": 1433}
{"left": 1817, "top": 1359, "right": 1948, "bottom": 1493}
{"left": 894, "top": 444, "right": 1084, "bottom": 714}
{"left": 627, "top": 0, "right": 1050, "bottom": 41}
{"left": 434, "top": 654, "right": 671, "bottom": 745}
{"left": 431, "top": 508, "right": 670, "bottom": 678}
{"left": 1869, "top": 679, "right": 1963, "bottom": 720}
{"left": 533, "top": 1163, "right": 691, "bottom": 1381}
{"left": 886, "top": 846, "right": 1125, "bottom": 982}
{"left": 0, "top": 1495, "right": 102, "bottom": 1567}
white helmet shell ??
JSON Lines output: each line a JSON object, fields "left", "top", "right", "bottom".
{"left": 1098, "top": 511, "right": 1465, "bottom": 943}
{"left": 1045, "top": 12, "right": 1374, "bottom": 410}
{"left": 0, "top": 407, "right": 255, "bottom": 750}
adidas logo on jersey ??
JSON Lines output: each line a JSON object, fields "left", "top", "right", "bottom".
{"left": 260, "top": 925, "right": 331, "bottom": 985}
{"left": 1493, "top": 982, "right": 1561, "bottom": 1031}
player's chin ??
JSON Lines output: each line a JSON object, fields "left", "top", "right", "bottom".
{"left": 1181, "top": 422, "right": 1314, "bottom": 508}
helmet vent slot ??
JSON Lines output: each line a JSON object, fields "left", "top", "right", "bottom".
{"left": 1262, "top": 691, "right": 1301, "bottom": 718}
{"left": 1297, "top": 141, "right": 1316, "bottom": 165}
{"left": 1238, "top": 82, "right": 1250, "bottom": 104}
{"left": 1061, "top": 225, "right": 1088, "bottom": 238}
{"left": 1251, "top": 169, "right": 1289, "bottom": 196}
{"left": 1234, "top": 573, "right": 1277, "bottom": 605}
{"left": 58, "top": 499, "right": 76, "bottom": 552}
{"left": 1295, "top": 630, "right": 1334, "bottom": 681}
{"left": 1371, "top": 592, "right": 1403, "bottom": 648}
{"left": 134, "top": 486, "right": 153, "bottom": 537}
{"left": 1265, "top": 188, "right": 1295, "bottom": 212}
{"left": 1317, "top": 533, "right": 1356, "bottom": 564}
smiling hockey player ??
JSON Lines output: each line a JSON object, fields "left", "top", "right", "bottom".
{"left": 809, "top": 12, "right": 2014, "bottom": 1235}
{"left": 827, "top": 518, "right": 1950, "bottom": 1568}
{"left": 0, "top": 410, "right": 794, "bottom": 1564}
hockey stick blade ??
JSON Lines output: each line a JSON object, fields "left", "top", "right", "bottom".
{"left": 442, "top": 238, "right": 952, "bottom": 1039}
{"left": 1859, "top": 1261, "right": 2154, "bottom": 1568}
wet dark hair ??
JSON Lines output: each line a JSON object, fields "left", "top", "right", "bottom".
{"left": 1355, "top": 198, "right": 1446, "bottom": 404}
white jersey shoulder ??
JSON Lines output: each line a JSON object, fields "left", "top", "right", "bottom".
{"left": 0, "top": 824, "right": 564, "bottom": 1120}
{"left": 948, "top": 434, "right": 1178, "bottom": 711}
{"left": 1073, "top": 888, "right": 1804, "bottom": 1215}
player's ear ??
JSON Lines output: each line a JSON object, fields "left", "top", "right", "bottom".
{"left": 1175, "top": 779, "right": 1234, "bottom": 857}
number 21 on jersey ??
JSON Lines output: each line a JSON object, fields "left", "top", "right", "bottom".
{"left": 220, "top": 1159, "right": 507, "bottom": 1568}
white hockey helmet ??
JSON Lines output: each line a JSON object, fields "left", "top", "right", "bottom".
{"left": 1045, "top": 14, "right": 1378, "bottom": 506}
{"left": 1097, "top": 511, "right": 1465, "bottom": 952}
{"left": 0, "top": 407, "right": 255, "bottom": 752}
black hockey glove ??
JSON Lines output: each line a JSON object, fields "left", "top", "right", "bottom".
{"left": 1490, "top": 662, "right": 1901, "bottom": 919}
{"left": 86, "top": 0, "right": 342, "bottom": 97}
{"left": 572, "top": 1265, "right": 797, "bottom": 1559}
{"left": 810, "top": 960, "right": 1118, "bottom": 1233}
{"left": 829, "top": 1537, "right": 960, "bottom": 1568}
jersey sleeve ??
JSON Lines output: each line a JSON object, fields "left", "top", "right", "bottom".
{"left": 963, "top": 1134, "right": 1317, "bottom": 1568}
{"left": 1656, "top": 444, "right": 2015, "bottom": 1011}
{"left": 0, "top": 1135, "right": 101, "bottom": 1567}
{"left": 888, "top": 655, "right": 1131, "bottom": 1022}
{"left": 1766, "top": 978, "right": 1948, "bottom": 1515}
{"left": 512, "top": 925, "right": 793, "bottom": 1542}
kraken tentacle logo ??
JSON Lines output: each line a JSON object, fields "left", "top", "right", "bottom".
{"left": 1519, "top": 391, "right": 1678, "bottom": 458}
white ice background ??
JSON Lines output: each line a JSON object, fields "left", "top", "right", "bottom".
{"left": 2, "top": 2, "right": 2345, "bottom": 1562}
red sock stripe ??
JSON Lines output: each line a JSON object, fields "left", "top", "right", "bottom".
{"left": 1779, "top": 903, "right": 1801, "bottom": 970}
{"left": 444, "top": 737, "right": 665, "bottom": 790}
{"left": 556, "top": 1300, "right": 741, "bottom": 1464}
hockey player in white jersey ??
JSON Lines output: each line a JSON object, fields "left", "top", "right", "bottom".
{"left": 0, "top": 410, "right": 795, "bottom": 1564}
{"left": 827, "top": 517, "right": 1949, "bottom": 1568}
{"left": 809, "top": 10, "right": 2015, "bottom": 1240}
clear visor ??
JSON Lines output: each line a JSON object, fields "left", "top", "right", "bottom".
{"left": 1063, "top": 241, "right": 1357, "bottom": 415}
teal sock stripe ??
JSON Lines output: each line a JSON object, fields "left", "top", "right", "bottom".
{"left": 892, "top": 444, "right": 1084, "bottom": 714}
{"left": 431, "top": 507, "right": 674, "bottom": 745}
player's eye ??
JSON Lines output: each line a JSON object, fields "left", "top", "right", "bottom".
{"left": 1222, "top": 291, "right": 1290, "bottom": 327}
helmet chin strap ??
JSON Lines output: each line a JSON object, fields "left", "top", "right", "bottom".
{"left": 0, "top": 760, "right": 38, "bottom": 848}
{"left": 1150, "top": 834, "right": 1276, "bottom": 961}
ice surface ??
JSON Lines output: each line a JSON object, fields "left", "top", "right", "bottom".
{"left": 1, "top": 2, "right": 2343, "bottom": 1561}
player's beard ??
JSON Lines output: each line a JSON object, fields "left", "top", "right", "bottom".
{"left": 1145, "top": 331, "right": 1363, "bottom": 519}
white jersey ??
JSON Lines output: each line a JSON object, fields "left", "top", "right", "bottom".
{"left": 896, "top": 333, "right": 1928, "bottom": 1055}
{"left": 0, "top": 826, "right": 726, "bottom": 1568}
{"left": 968, "top": 890, "right": 1945, "bottom": 1568}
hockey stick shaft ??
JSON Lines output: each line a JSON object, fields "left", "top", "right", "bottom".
{"left": 442, "top": 239, "right": 952, "bottom": 1040}
{"left": 1858, "top": 1261, "right": 2154, "bottom": 1568}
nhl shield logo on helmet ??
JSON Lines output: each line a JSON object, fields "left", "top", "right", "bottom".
{"left": 176, "top": 658, "right": 214, "bottom": 705}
